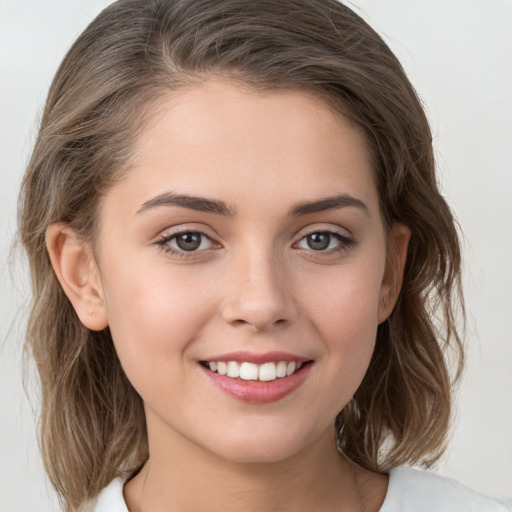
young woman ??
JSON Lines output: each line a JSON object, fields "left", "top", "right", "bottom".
{"left": 18, "top": 0, "right": 508, "bottom": 511}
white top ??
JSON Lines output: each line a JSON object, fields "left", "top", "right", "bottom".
{"left": 88, "top": 467, "right": 509, "bottom": 512}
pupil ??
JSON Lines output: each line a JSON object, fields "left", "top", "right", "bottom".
{"left": 307, "top": 233, "right": 330, "bottom": 250}
{"left": 176, "top": 232, "right": 201, "bottom": 251}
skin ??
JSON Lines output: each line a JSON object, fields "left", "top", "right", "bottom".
{"left": 47, "top": 79, "right": 410, "bottom": 511}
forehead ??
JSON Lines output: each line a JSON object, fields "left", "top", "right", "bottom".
{"left": 106, "top": 79, "right": 379, "bottom": 218}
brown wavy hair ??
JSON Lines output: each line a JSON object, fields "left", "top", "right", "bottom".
{"left": 18, "top": 0, "right": 464, "bottom": 510}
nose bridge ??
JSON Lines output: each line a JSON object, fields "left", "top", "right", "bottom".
{"left": 221, "top": 239, "right": 295, "bottom": 330}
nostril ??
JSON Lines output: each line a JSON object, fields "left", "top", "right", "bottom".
{"left": 228, "top": 316, "right": 288, "bottom": 331}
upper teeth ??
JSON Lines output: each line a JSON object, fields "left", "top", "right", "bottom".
{"left": 208, "top": 361, "right": 303, "bottom": 381}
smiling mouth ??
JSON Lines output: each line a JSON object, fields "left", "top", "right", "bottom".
{"left": 200, "top": 360, "right": 310, "bottom": 382}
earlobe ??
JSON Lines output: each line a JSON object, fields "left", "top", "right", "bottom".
{"left": 377, "top": 223, "right": 411, "bottom": 324}
{"left": 45, "top": 223, "right": 108, "bottom": 331}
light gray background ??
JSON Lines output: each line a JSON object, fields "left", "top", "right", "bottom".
{"left": 1, "top": 1, "right": 511, "bottom": 510}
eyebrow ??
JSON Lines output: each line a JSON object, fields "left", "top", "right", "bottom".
{"left": 137, "top": 192, "right": 235, "bottom": 216}
{"left": 137, "top": 192, "right": 367, "bottom": 217}
{"left": 289, "top": 194, "right": 368, "bottom": 216}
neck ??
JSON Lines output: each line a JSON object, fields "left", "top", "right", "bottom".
{"left": 124, "top": 427, "right": 369, "bottom": 512}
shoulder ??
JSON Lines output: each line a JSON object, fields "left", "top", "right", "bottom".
{"left": 83, "top": 477, "right": 129, "bottom": 512}
{"left": 380, "top": 467, "right": 509, "bottom": 512}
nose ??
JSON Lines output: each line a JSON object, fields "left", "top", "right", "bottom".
{"left": 221, "top": 250, "right": 297, "bottom": 332}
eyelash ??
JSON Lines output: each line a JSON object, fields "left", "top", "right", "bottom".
{"left": 293, "top": 229, "right": 354, "bottom": 255}
{"left": 156, "top": 230, "right": 218, "bottom": 257}
{"left": 155, "top": 228, "right": 354, "bottom": 258}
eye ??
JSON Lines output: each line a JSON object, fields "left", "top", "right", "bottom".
{"left": 157, "top": 230, "right": 216, "bottom": 254}
{"left": 295, "top": 230, "right": 352, "bottom": 252}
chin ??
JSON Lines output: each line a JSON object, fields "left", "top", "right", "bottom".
{"left": 199, "top": 421, "right": 327, "bottom": 465}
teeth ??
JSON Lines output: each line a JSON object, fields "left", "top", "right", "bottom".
{"left": 217, "top": 361, "right": 227, "bottom": 376}
{"left": 286, "top": 361, "right": 296, "bottom": 376}
{"left": 259, "top": 362, "right": 277, "bottom": 381}
{"left": 276, "top": 361, "right": 287, "bottom": 378}
{"left": 239, "top": 362, "right": 259, "bottom": 380}
{"left": 207, "top": 360, "right": 304, "bottom": 381}
{"left": 227, "top": 361, "right": 240, "bottom": 378}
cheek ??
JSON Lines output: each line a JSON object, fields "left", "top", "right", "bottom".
{"left": 299, "top": 257, "right": 384, "bottom": 380}
{"left": 303, "top": 256, "right": 384, "bottom": 331}
{"left": 99, "top": 261, "right": 217, "bottom": 377}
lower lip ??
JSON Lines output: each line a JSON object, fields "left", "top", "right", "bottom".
{"left": 200, "top": 363, "right": 312, "bottom": 404}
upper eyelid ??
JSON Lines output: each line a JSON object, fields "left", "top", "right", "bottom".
{"left": 157, "top": 224, "right": 218, "bottom": 241}
{"left": 295, "top": 231, "right": 352, "bottom": 245}
{"left": 159, "top": 230, "right": 216, "bottom": 245}
{"left": 294, "top": 225, "right": 353, "bottom": 240}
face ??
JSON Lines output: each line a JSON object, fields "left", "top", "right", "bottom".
{"left": 85, "top": 80, "right": 408, "bottom": 463}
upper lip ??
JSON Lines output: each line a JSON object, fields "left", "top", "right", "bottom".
{"left": 200, "top": 351, "right": 311, "bottom": 365}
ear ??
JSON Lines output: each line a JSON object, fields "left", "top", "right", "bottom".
{"left": 377, "top": 223, "right": 411, "bottom": 324}
{"left": 45, "top": 223, "right": 108, "bottom": 331}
